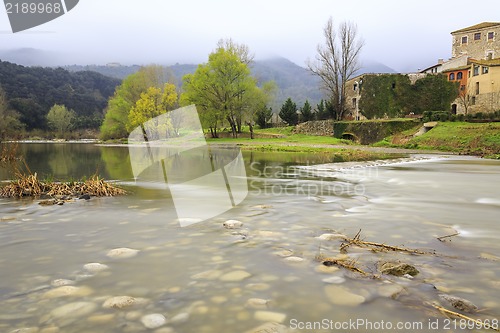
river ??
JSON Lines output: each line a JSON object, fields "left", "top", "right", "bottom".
{"left": 0, "top": 143, "right": 499, "bottom": 333}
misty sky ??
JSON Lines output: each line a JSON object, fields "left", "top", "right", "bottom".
{"left": 1, "top": 0, "right": 499, "bottom": 71}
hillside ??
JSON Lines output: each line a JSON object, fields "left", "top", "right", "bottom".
{"left": 0, "top": 60, "right": 120, "bottom": 130}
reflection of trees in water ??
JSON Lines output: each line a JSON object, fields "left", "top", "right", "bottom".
{"left": 100, "top": 146, "right": 133, "bottom": 181}
{"left": 21, "top": 144, "right": 105, "bottom": 180}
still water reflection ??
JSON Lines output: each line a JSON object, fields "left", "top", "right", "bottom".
{"left": 0, "top": 143, "right": 499, "bottom": 333}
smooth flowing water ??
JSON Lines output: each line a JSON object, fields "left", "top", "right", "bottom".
{"left": 0, "top": 143, "right": 499, "bottom": 333}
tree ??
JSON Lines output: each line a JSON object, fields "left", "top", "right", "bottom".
{"left": 100, "top": 65, "right": 175, "bottom": 140}
{"left": 256, "top": 107, "right": 273, "bottom": 129}
{"left": 308, "top": 18, "right": 364, "bottom": 120}
{"left": 300, "top": 100, "right": 314, "bottom": 122}
{"left": 126, "top": 83, "right": 178, "bottom": 135}
{"left": 0, "top": 86, "right": 23, "bottom": 141}
{"left": 182, "top": 41, "right": 260, "bottom": 138}
{"left": 46, "top": 104, "right": 76, "bottom": 137}
{"left": 457, "top": 83, "right": 473, "bottom": 115}
{"left": 279, "top": 98, "right": 298, "bottom": 125}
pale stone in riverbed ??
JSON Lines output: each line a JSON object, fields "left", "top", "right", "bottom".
{"left": 170, "top": 312, "right": 189, "bottom": 324}
{"left": 254, "top": 311, "right": 287, "bottom": 323}
{"left": 42, "top": 286, "right": 93, "bottom": 299}
{"left": 378, "top": 284, "right": 406, "bottom": 298}
{"left": 315, "top": 265, "right": 339, "bottom": 274}
{"left": 210, "top": 296, "right": 228, "bottom": 304}
{"left": 191, "top": 270, "right": 222, "bottom": 280}
{"left": 141, "top": 314, "right": 167, "bottom": 329}
{"left": 245, "top": 283, "right": 270, "bottom": 291}
{"left": 86, "top": 314, "right": 115, "bottom": 323}
{"left": 50, "top": 302, "right": 97, "bottom": 319}
{"left": 154, "top": 328, "right": 175, "bottom": 333}
{"left": 322, "top": 276, "right": 345, "bottom": 284}
{"left": 223, "top": 219, "right": 244, "bottom": 229}
{"left": 125, "top": 311, "right": 142, "bottom": 321}
{"left": 316, "top": 233, "right": 347, "bottom": 241}
{"left": 51, "top": 279, "right": 74, "bottom": 287}
{"left": 102, "top": 296, "right": 143, "bottom": 309}
{"left": 324, "top": 285, "right": 365, "bottom": 306}
{"left": 106, "top": 248, "right": 140, "bottom": 259}
{"left": 219, "top": 270, "right": 251, "bottom": 282}
{"left": 245, "top": 298, "right": 269, "bottom": 309}
{"left": 83, "top": 263, "right": 109, "bottom": 273}
{"left": 283, "top": 256, "right": 304, "bottom": 263}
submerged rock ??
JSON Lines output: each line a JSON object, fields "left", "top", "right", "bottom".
{"left": 106, "top": 248, "right": 140, "bottom": 259}
{"left": 140, "top": 313, "right": 167, "bottom": 329}
{"left": 219, "top": 270, "right": 251, "bottom": 282}
{"left": 102, "top": 296, "right": 146, "bottom": 309}
{"left": 223, "top": 219, "right": 244, "bottom": 229}
{"left": 379, "top": 262, "right": 419, "bottom": 277}
{"left": 324, "top": 285, "right": 365, "bottom": 306}
{"left": 439, "top": 294, "right": 478, "bottom": 313}
{"left": 50, "top": 302, "right": 97, "bottom": 319}
{"left": 83, "top": 262, "right": 109, "bottom": 273}
{"left": 254, "top": 311, "right": 287, "bottom": 323}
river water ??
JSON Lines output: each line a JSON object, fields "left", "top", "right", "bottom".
{"left": 0, "top": 143, "right": 499, "bottom": 333}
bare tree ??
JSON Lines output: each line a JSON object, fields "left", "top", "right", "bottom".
{"left": 217, "top": 38, "right": 254, "bottom": 65}
{"left": 308, "top": 18, "right": 364, "bottom": 120}
{"left": 457, "top": 83, "right": 473, "bottom": 115}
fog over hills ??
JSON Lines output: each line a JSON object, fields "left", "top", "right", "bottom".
{"left": 0, "top": 48, "right": 396, "bottom": 111}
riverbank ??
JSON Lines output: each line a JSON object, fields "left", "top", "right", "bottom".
{"left": 374, "top": 122, "right": 500, "bottom": 158}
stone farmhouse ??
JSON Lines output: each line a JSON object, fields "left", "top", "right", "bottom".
{"left": 346, "top": 22, "right": 500, "bottom": 118}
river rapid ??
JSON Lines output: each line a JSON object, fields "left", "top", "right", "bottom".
{"left": 0, "top": 143, "right": 499, "bottom": 333}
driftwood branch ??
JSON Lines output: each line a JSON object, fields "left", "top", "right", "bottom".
{"left": 429, "top": 302, "right": 500, "bottom": 332}
{"left": 437, "top": 232, "right": 460, "bottom": 242}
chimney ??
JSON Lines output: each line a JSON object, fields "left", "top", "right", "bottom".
{"left": 437, "top": 59, "right": 444, "bottom": 64}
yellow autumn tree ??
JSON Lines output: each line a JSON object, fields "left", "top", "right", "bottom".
{"left": 126, "top": 83, "right": 178, "bottom": 135}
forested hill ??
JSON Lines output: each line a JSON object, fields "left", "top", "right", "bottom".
{"left": 0, "top": 60, "right": 120, "bottom": 130}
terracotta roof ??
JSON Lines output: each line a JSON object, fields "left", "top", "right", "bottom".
{"left": 451, "top": 22, "right": 500, "bottom": 34}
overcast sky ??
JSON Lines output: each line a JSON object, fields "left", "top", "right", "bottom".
{"left": 1, "top": 0, "right": 499, "bottom": 71}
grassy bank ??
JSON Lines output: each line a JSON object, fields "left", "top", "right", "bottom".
{"left": 375, "top": 122, "right": 500, "bottom": 158}
{"left": 207, "top": 127, "right": 406, "bottom": 162}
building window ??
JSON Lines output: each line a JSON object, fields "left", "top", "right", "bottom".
{"left": 353, "top": 83, "right": 357, "bottom": 91}
{"left": 482, "top": 66, "right": 489, "bottom": 74}
{"left": 488, "top": 32, "right": 494, "bottom": 40}
{"left": 475, "top": 82, "right": 480, "bottom": 94}
{"left": 473, "top": 65, "right": 479, "bottom": 76}
{"left": 449, "top": 73, "right": 455, "bottom": 80}
{"left": 457, "top": 72, "right": 463, "bottom": 80}
{"left": 474, "top": 33, "right": 481, "bottom": 40}
{"left": 471, "top": 96, "right": 476, "bottom": 105}
{"left": 460, "top": 85, "right": 465, "bottom": 91}
{"left": 461, "top": 36, "right": 468, "bottom": 44}
{"left": 391, "top": 83, "right": 396, "bottom": 89}
{"left": 352, "top": 98, "right": 357, "bottom": 108}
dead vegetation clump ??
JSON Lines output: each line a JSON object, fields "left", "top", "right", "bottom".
{"left": 0, "top": 171, "right": 126, "bottom": 199}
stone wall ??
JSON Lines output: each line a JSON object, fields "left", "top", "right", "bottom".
{"left": 293, "top": 120, "right": 334, "bottom": 136}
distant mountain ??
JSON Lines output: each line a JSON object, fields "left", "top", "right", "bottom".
{"left": 358, "top": 61, "right": 397, "bottom": 75}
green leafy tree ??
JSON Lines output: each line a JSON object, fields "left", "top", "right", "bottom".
{"left": 300, "top": 100, "right": 314, "bottom": 122}
{"left": 410, "top": 74, "right": 459, "bottom": 114}
{"left": 0, "top": 86, "right": 23, "bottom": 141}
{"left": 182, "top": 41, "right": 260, "bottom": 138}
{"left": 100, "top": 65, "right": 175, "bottom": 140}
{"left": 46, "top": 104, "right": 76, "bottom": 137}
{"left": 279, "top": 98, "right": 298, "bottom": 125}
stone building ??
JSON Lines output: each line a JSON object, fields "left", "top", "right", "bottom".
{"left": 451, "top": 22, "right": 500, "bottom": 60}
{"left": 445, "top": 58, "right": 500, "bottom": 114}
